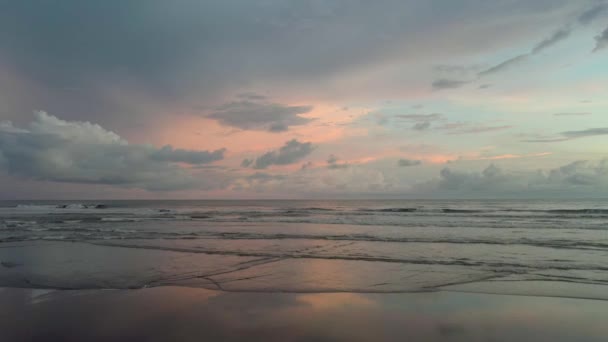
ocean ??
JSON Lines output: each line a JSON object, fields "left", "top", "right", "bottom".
{"left": 1, "top": 199, "right": 607, "bottom": 297}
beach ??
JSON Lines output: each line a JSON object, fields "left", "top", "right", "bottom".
{"left": 3, "top": 286, "right": 608, "bottom": 341}
{"left": 1, "top": 199, "right": 608, "bottom": 340}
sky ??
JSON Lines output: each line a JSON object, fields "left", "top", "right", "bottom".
{"left": 1, "top": 0, "right": 608, "bottom": 199}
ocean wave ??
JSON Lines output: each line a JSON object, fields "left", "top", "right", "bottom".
{"left": 86, "top": 241, "right": 608, "bottom": 273}
{"left": 3, "top": 227, "right": 607, "bottom": 252}
{"left": 14, "top": 203, "right": 110, "bottom": 210}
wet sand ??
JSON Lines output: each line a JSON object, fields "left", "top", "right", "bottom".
{"left": 2, "top": 286, "right": 608, "bottom": 341}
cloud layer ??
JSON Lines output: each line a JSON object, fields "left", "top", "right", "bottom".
{"left": 0, "top": 112, "right": 226, "bottom": 191}
{"left": 411, "top": 160, "right": 608, "bottom": 198}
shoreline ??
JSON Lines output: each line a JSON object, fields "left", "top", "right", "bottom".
{"left": 2, "top": 284, "right": 608, "bottom": 302}
{"left": 2, "top": 240, "right": 608, "bottom": 300}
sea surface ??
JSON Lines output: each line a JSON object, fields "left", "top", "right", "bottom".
{"left": 1, "top": 199, "right": 607, "bottom": 297}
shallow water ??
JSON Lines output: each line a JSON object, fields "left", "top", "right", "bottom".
{"left": 1, "top": 200, "right": 607, "bottom": 297}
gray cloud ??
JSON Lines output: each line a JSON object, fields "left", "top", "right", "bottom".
{"left": 413, "top": 122, "right": 432, "bottom": 131}
{"left": 594, "top": 27, "right": 608, "bottom": 52}
{"left": 237, "top": 92, "right": 268, "bottom": 101}
{"left": 0, "top": 112, "right": 226, "bottom": 191}
{"left": 397, "top": 113, "right": 443, "bottom": 122}
{"left": 449, "top": 125, "right": 512, "bottom": 134}
{"left": 151, "top": 146, "right": 225, "bottom": 164}
{"left": 241, "top": 159, "right": 254, "bottom": 168}
{"left": 415, "top": 160, "right": 608, "bottom": 197}
{"left": 327, "top": 154, "right": 349, "bottom": 169}
{"left": 438, "top": 123, "right": 512, "bottom": 134}
{"left": 553, "top": 112, "right": 591, "bottom": 116}
{"left": 478, "top": 54, "right": 529, "bottom": 76}
{"left": 398, "top": 159, "right": 422, "bottom": 167}
{"left": 562, "top": 127, "right": 608, "bottom": 138}
{"left": 578, "top": 3, "right": 608, "bottom": 25}
{"left": 477, "top": 1, "right": 608, "bottom": 77}
{"left": 300, "top": 161, "right": 314, "bottom": 170}
{"left": 371, "top": 112, "right": 443, "bottom": 128}
{"left": 247, "top": 172, "right": 286, "bottom": 182}
{"left": 439, "top": 34, "right": 560, "bottom": 81}
{"left": 238, "top": 159, "right": 608, "bottom": 198}
{"left": 525, "top": 127, "right": 608, "bottom": 142}
{"left": 454, "top": 5, "right": 602, "bottom": 81}
{"left": 432, "top": 79, "right": 469, "bottom": 90}
{"left": 394, "top": 113, "right": 443, "bottom": 131}
{"left": 248, "top": 139, "right": 314, "bottom": 169}
{"left": 479, "top": 28, "right": 571, "bottom": 76}
{"left": 531, "top": 28, "right": 571, "bottom": 54}
{"left": 208, "top": 99, "right": 313, "bottom": 132}
{"left": 522, "top": 136, "right": 569, "bottom": 143}
{"left": 0, "top": 1, "right": 579, "bottom": 126}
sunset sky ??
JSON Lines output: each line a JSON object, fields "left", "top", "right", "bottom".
{"left": 1, "top": 0, "right": 608, "bottom": 199}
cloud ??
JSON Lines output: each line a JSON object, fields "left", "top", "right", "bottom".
{"left": 0, "top": 0, "right": 589, "bottom": 131}
{"left": 300, "top": 161, "right": 314, "bottom": 170}
{"left": 397, "top": 113, "right": 443, "bottom": 122}
{"left": 413, "top": 122, "right": 432, "bottom": 131}
{"left": 553, "top": 112, "right": 591, "bottom": 116}
{"left": 438, "top": 123, "right": 512, "bottom": 134}
{"left": 432, "top": 79, "right": 469, "bottom": 90}
{"left": 436, "top": 27, "right": 572, "bottom": 82}
{"left": 208, "top": 98, "right": 313, "bottom": 132}
{"left": 246, "top": 172, "right": 286, "bottom": 182}
{"left": 241, "top": 159, "right": 254, "bottom": 167}
{"left": 0, "top": 112, "right": 226, "bottom": 191}
{"left": 415, "top": 160, "right": 608, "bottom": 197}
{"left": 525, "top": 127, "right": 608, "bottom": 142}
{"left": 247, "top": 139, "right": 314, "bottom": 169}
{"left": 593, "top": 26, "right": 608, "bottom": 52}
{"left": 531, "top": 28, "right": 571, "bottom": 54}
{"left": 151, "top": 145, "right": 225, "bottom": 164}
{"left": 394, "top": 113, "right": 442, "bottom": 130}
{"left": 327, "top": 154, "right": 349, "bottom": 169}
{"left": 397, "top": 159, "right": 422, "bottom": 167}
{"left": 474, "top": 4, "right": 606, "bottom": 77}
{"left": 237, "top": 92, "right": 268, "bottom": 101}
{"left": 562, "top": 127, "right": 608, "bottom": 138}
{"left": 478, "top": 54, "right": 529, "bottom": 76}
{"left": 479, "top": 28, "right": 570, "bottom": 76}
{"left": 578, "top": 3, "right": 608, "bottom": 25}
